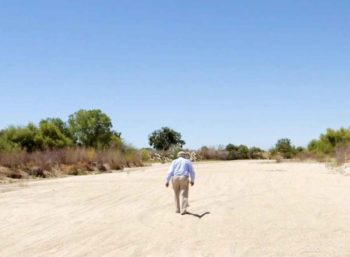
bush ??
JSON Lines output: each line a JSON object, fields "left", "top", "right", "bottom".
{"left": 249, "top": 147, "right": 265, "bottom": 159}
{"left": 308, "top": 139, "right": 333, "bottom": 155}
{"left": 0, "top": 136, "right": 20, "bottom": 152}
{"left": 2, "top": 124, "right": 44, "bottom": 152}
{"left": 308, "top": 128, "right": 350, "bottom": 156}
{"left": 271, "top": 138, "right": 297, "bottom": 159}
{"left": 226, "top": 144, "right": 265, "bottom": 160}
{"left": 39, "top": 118, "right": 74, "bottom": 149}
{"left": 140, "top": 148, "right": 151, "bottom": 162}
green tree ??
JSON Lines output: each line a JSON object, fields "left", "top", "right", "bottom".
{"left": 308, "top": 139, "right": 333, "bottom": 154}
{"left": 226, "top": 144, "right": 239, "bottom": 160}
{"left": 274, "top": 138, "right": 296, "bottom": 159}
{"left": 226, "top": 144, "right": 238, "bottom": 152}
{"left": 3, "top": 124, "right": 43, "bottom": 152}
{"left": 237, "top": 145, "right": 250, "bottom": 159}
{"left": 307, "top": 128, "right": 350, "bottom": 155}
{"left": 0, "top": 133, "right": 20, "bottom": 152}
{"left": 68, "top": 109, "right": 120, "bottom": 148}
{"left": 320, "top": 128, "right": 350, "bottom": 147}
{"left": 40, "top": 118, "right": 72, "bottom": 138}
{"left": 148, "top": 127, "right": 185, "bottom": 151}
{"left": 249, "top": 147, "right": 264, "bottom": 159}
{"left": 226, "top": 144, "right": 252, "bottom": 159}
{"left": 39, "top": 118, "right": 74, "bottom": 149}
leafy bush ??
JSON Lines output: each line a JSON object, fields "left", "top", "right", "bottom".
{"left": 226, "top": 144, "right": 250, "bottom": 159}
{"left": 249, "top": 147, "right": 265, "bottom": 159}
{"left": 226, "top": 144, "right": 265, "bottom": 160}
{"left": 308, "top": 128, "right": 350, "bottom": 156}
{"left": 308, "top": 140, "right": 332, "bottom": 155}
{"left": 39, "top": 119, "right": 74, "bottom": 149}
{"left": 270, "top": 138, "right": 297, "bottom": 159}
{"left": 198, "top": 145, "right": 266, "bottom": 161}
{"left": 1, "top": 124, "right": 44, "bottom": 152}
{"left": 0, "top": 135, "right": 19, "bottom": 152}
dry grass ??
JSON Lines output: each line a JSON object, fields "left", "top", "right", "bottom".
{"left": 197, "top": 147, "right": 229, "bottom": 160}
{"left": 335, "top": 145, "right": 350, "bottom": 166}
{"left": 0, "top": 148, "right": 143, "bottom": 180}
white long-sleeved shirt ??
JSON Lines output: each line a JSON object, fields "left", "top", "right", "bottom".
{"left": 166, "top": 157, "right": 195, "bottom": 183}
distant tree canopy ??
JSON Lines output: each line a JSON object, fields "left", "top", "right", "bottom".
{"left": 39, "top": 118, "right": 73, "bottom": 149}
{"left": 270, "top": 138, "right": 300, "bottom": 159}
{"left": 275, "top": 138, "right": 293, "bottom": 157}
{"left": 225, "top": 144, "right": 264, "bottom": 160}
{"left": 2, "top": 124, "right": 43, "bottom": 152}
{"left": 0, "top": 133, "right": 19, "bottom": 152}
{"left": 0, "top": 109, "right": 122, "bottom": 152}
{"left": 308, "top": 128, "right": 350, "bottom": 155}
{"left": 40, "top": 118, "right": 72, "bottom": 139}
{"left": 68, "top": 109, "right": 120, "bottom": 149}
{"left": 148, "top": 127, "right": 185, "bottom": 151}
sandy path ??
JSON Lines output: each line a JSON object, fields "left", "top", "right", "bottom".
{"left": 1, "top": 161, "right": 350, "bottom": 257}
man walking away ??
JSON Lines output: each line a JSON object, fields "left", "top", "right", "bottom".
{"left": 165, "top": 151, "right": 195, "bottom": 215}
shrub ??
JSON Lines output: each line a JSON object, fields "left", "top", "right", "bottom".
{"left": 39, "top": 119, "right": 74, "bottom": 149}
{"left": 308, "top": 140, "right": 333, "bottom": 155}
{"left": 140, "top": 149, "right": 151, "bottom": 162}
{"left": 249, "top": 147, "right": 265, "bottom": 159}
{"left": 0, "top": 136, "right": 20, "bottom": 152}
{"left": 308, "top": 127, "right": 350, "bottom": 156}
{"left": 226, "top": 144, "right": 265, "bottom": 160}
{"left": 270, "top": 138, "right": 297, "bottom": 159}
{"left": 2, "top": 124, "right": 44, "bottom": 152}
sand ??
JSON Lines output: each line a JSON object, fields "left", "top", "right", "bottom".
{"left": 1, "top": 160, "right": 350, "bottom": 257}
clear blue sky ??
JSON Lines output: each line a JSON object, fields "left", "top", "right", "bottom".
{"left": 1, "top": 1, "right": 349, "bottom": 149}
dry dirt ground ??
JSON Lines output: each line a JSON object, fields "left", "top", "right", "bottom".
{"left": 1, "top": 161, "right": 350, "bottom": 257}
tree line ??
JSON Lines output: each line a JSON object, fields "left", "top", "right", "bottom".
{"left": 0, "top": 109, "right": 122, "bottom": 152}
{"left": 148, "top": 126, "right": 350, "bottom": 161}
{"left": 148, "top": 127, "right": 265, "bottom": 160}
{"left": 1, "top": 110, "right": 350, "bottom": 161}
{"left": 268, "top": 128, "right": 350, "bottom": 160}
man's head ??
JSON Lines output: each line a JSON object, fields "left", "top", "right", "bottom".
{"left": 177, "top": 151, "right": 187, "bottom": 158}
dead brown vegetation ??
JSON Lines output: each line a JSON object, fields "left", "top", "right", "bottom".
{"left": 335, "top": 145, "right": 350, "bottom": 166}
{"left": 0, "top": 148, "right": 143, "bottom": 180}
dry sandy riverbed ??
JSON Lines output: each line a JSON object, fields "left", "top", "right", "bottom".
{"left": 1, "top": 160, "right": 350, "bottom": 257}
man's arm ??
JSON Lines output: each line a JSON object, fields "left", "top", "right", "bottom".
{"left": 188, "top": 161, "right": 195, "bottom": 186}
{"left": 165, "top": 161, "right": 175, "bottom": 187}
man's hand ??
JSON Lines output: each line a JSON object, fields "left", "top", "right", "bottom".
{"left": 190, "top": 181, "right": 194, "bottom": 186}
{"left": 165, "top": 182, "right": 169, "bottom": 188}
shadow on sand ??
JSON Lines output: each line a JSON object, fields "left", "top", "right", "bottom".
{"left": 184, "top": 211, "right": 210, "bottom": 219}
